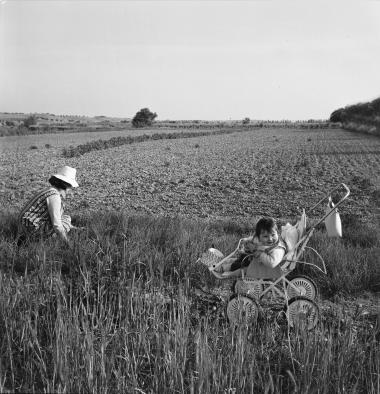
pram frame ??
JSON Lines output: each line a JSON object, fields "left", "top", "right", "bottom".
{"left": 197, "top": 183, "right": 350, "bottom": 329}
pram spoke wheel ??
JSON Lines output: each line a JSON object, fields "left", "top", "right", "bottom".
{"left": 234, "top": 279, "right": 263, "bottom": 298}
{"left": 226, "top": 295, "right": 259, "bottom": 325}
{"left": 286, "top": 296, "right": 319, "bottom": 330}
{"left": 287, "top": 275, "right": 317, "bottom": 300}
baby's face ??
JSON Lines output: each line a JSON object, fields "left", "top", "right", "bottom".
{"left": 258, "top": 228, "right": 279, "bottom": 246}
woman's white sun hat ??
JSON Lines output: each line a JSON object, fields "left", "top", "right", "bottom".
{"left": 53, "top": 166, "right": 79, "bottom": 188}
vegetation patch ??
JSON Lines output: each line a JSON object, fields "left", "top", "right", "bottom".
{"left": 330, "top": 96, "right": 380, "bottom": 136}
{"left": 0, "top": 211, "right": 378, "bottom": 393}
{"left": 62, "top": 128, "right": 248, "bottom": 157}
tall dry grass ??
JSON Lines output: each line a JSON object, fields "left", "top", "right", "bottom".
{"left": 0, "top": 211, "right": 379, "bottom": 393}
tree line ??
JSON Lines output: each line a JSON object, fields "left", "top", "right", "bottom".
{"left": 330, "top": 97, "right": 380, "bottom": 136}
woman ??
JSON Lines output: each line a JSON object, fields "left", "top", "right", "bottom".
{"left": 18, "top": 166, "right": 79, "bottom": 244}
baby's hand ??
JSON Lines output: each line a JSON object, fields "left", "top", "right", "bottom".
{"left": 242, "top": 241, "right": 257, "bottom": 254}
{"left": 252, "top": 250, "right": 262, "bottom": 259}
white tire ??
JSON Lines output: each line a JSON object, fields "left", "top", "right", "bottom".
{"left": 226, "top": 295, "right": 259, "bottom": 325}
{"left": 287, "top": 275, "right": 317, "bottom": 300}
{"left": 286, "top": 296, "right": 320, "bottom": 330}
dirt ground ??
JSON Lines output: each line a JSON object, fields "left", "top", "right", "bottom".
{"left": 1, "top": 127, "right": 379, "bottom": 224}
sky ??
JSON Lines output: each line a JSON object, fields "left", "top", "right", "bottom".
{"left": 1, "top": 1, "right": 380, "bottom": 121}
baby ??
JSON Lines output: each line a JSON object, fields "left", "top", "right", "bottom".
{"left": 220, "top": 217, "right": 287, "bottom": 277}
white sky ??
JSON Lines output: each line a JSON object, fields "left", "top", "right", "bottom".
{"left": 1, "top": 1, "right": 380, "bottom": 120}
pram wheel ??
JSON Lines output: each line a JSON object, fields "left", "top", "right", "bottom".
{"left": 234, "top": 279, "right": 263, "bottom": 298}
{"left": 287, "top": 275, "right": 318, "bottom": 300}
{"left": 285, "top": 296, "right": 319, "bottom": 330}
{"left": 226, "top": 295, "right": 259, "bottom": 325}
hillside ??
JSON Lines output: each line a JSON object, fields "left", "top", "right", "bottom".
{"left": 0, "top": 112, "right": 131, "bottom": 136}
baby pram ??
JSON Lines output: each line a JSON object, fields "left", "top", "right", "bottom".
{"left": 198, "top": 183, "right": 350, "bottom": 330}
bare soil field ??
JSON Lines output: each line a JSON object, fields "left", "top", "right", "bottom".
{"left": 1, "top": 127, "right": 379, "bottom": 223}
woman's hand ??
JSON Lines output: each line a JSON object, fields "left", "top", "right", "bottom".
{"left": 71, "top": 226, "right": 86, "bottom": 231}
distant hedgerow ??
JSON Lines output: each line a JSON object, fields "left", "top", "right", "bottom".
{"left": 63, "top": 128, "right": 241, "bottom": 157}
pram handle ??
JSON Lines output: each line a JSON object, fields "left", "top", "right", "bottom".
{"left": 307, "top": 183, "right": 350, "bottom": 230}
{"left": 309, "top": 183, "right": 350, "bottom": 213}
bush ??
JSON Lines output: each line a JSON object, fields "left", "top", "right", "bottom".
{"left": 23, "top": 115, "right": 37, "bottom": 127}
{"left": 132, "top": 108, "right": 157, "bottom": 128}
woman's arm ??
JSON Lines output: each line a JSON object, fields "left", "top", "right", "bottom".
{"left": 46, "top": 194, "right": 69, "bottom": 242}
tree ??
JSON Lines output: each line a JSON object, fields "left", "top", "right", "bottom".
{"left": 23, "top": 115, "right": 37, "bottom": 127}
{"left": 242, "top": 117, "right": 250, "bottom": 125}
{"left": 329, "top": 108, "right": 344, "bottom": 123}
{"left": 132, "top": 108, "right": 157, "bottom": 128}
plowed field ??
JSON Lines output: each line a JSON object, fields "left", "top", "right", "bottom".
{"left": 1, "top": 127, "right": 379, "bottom": 222}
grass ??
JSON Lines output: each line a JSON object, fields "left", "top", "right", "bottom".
{"left": 0, "top": 210, "right": 379, "bottom": 392}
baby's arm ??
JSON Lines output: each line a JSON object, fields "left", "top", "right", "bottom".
{"left": 240, "top": 235, "right": 257, "bottom": 253}
{"left": 257, "top": 247, "right": 286, "bottom": 268}
{"left": 241, "top": 235, "right": 254, "bottom": 243}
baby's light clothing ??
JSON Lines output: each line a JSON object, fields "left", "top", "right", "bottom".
{"left": 230, "top": 235, "right": 287, "bottom": 277}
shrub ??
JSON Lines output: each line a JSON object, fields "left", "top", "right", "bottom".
{"left": 132, "top": 108, "right": 157, "bottom": 128}
{"left": 23, "top": 115, "right": 37, "bottom": 127}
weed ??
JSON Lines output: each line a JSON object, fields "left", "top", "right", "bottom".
{"left": 341, "top": 214, "right": 379, "bottom": 248}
